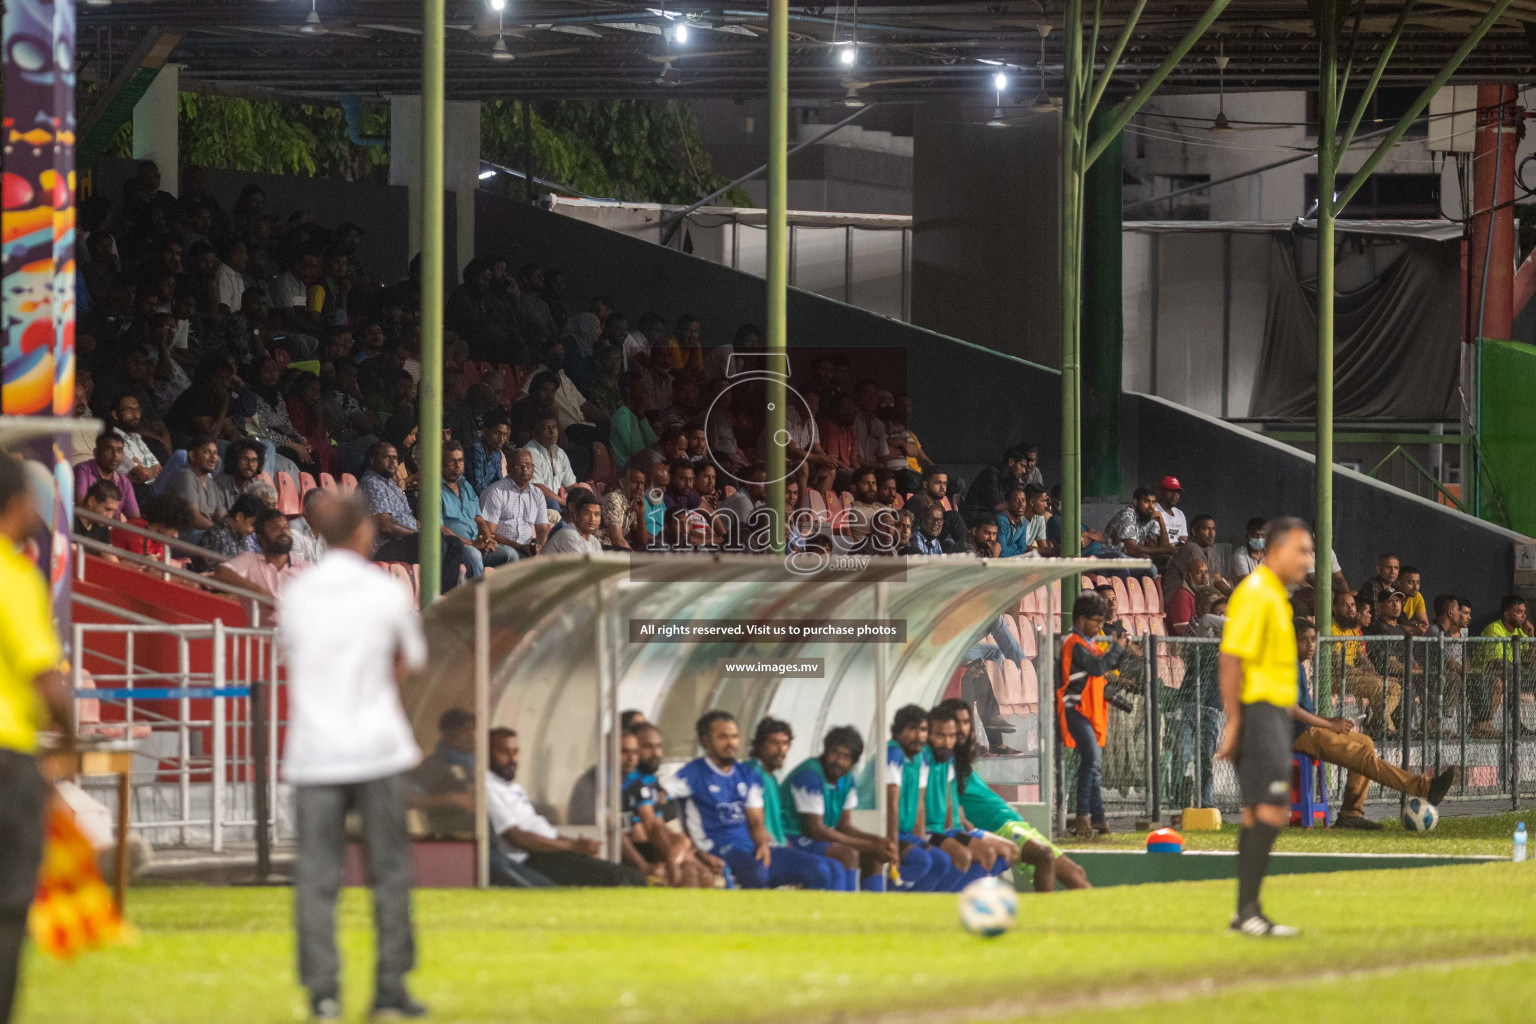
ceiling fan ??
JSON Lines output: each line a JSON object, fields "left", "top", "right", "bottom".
{"left": 838, "top": 74, "right": 933, "bottom": 107}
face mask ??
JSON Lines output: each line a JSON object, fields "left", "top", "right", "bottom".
{"left": 1248, "top": 537, "right": 1265, "bottom": 551}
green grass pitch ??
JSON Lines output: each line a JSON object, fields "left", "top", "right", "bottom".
{"left": 17, "top": 856, "right": 1536, "bottom": 1024}
{"left": 1085, "top": 808, "right": 1529, "bottom": 856}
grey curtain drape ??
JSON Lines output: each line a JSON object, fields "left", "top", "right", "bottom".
{"left": 1248, "top": 232, "right": 1460, "bottom": 419}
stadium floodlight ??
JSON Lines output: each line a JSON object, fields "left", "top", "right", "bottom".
{"left": 673, "top": 21, "right": 689, "bottom": 43}
{"left": 839, "top": 44, "right": 856, "bottom": 67}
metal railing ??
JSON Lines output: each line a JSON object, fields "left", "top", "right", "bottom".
{"left": 71, "top": 620, "right": 285, "bottom": 857}
{"left": 1059, "top": 632, "right": 1536, "bottom": 822}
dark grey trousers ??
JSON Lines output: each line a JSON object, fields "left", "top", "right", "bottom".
{"left": 294, "top": 773, "right": 415, "bottom": 1004}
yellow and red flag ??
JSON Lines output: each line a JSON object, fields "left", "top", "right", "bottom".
{"left": 28, "top": 801, "right": 132, "bottom": 959}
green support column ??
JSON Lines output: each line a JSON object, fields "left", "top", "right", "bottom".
{"left": 764, "top": 0, "right": 788, "bottom": 552}
{"left": 1081, "top": 106, "right": 1123, "bottom": 501}
{"left": 418, "top": 0, "right": 446, "bottom": 606}
{"left": 1313, "top": 0, "right": 1338, "bottom": 694}
{"left": 1059, "top": 0, "right": 1085, "bottom": 586}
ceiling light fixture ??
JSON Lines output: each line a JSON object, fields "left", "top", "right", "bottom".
{"left": 1211, "top": 42, "right": 1233, "bottom": 132}
{"left": 300, "top": 0, "right": 325, "bottom": 35}
{"left": 479, "top": 169, "right": 497, "bottom": 179}
{"left": 489, "top": 0, "right": 506, "bottom": 9}
{"left": 673, "top": 21, "right": 689, "bottom": 43}
{"left": 492, "top": 11, "right": 515, "bottom": 59}
{"left": 842, "top": 85, "right": 866, "bottom": 109}
{"left": 840, "top": 44, "right": 856, "bottom": 67}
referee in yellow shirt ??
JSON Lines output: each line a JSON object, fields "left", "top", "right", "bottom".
{"left": 0, "top": 454, "right": 74, "bottom": 1022}
{"left": 1216, "top": 516, "right": 1312, "bottom": 938}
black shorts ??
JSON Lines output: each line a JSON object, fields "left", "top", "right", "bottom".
{"left": 633, "top": 840, "right": 663, "bottom": 864}
{"left": 1236, "top": 702, "right": 1293, "bottom": 808}
{"left": 0, "top": 750, "right": 46, "bottom": 917}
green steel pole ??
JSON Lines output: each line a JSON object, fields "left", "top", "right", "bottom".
{"left": 1081, "top": 105, "right": 1123, "bottom": 502}
{"left": 765, "top": 0, "right": 788, "bottom": 553}
{"left": 1060, "top": 0, "right": 1084, "bottom": 628}
{"left": 1314, "top": 0, "right": 1338, "bottom": 698}
{"left": 418, "top": 0, "right": 445, "bottom": 607}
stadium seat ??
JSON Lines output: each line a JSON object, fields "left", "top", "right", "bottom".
{"left": 1125, "top": 577, "right": 1147, "bottom": 615}
{"left": 1018, "top": 660, "right": 1039, "bottom": 705}
{"left": 1110, "top": 577, "right": 1131, "bottom": 617}
{"left": 276, "top": 473, "right": 302, "bottom": 516}
{"left": 1081, "top": 576, "right": 1095, "bottom": 590}
{"left": 257, "top": 471, "right": 274, "bottom": 487}
{"left": 1147, "top": 614, "right": 1167, "bottom": 636}
{"left": 299, "top": 472, "right": 318, "bottom": 495}
{"left": 339, "top": 473, "right": 358, "bottom": 494}
{"left": 319, "top": 473, "right": 338, "bottom": 492}
{"left": 996, "top": 612, "right": 1022, "bottom": 649}
{"left": 1013, "top": 615, "right": 1038, "bottom": 658}
{"left": 1140, "top": 576, "right": 1163, "bottom": 616}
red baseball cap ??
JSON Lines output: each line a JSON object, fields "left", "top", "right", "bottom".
{"left": 1159, "top": 476, "right": 1182, "bottom": 491}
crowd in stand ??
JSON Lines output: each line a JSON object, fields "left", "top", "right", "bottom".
{"left": 410, "top": 704, "right": 1088, "bottom": 892}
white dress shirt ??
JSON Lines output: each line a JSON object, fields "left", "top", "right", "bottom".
{"left": 480, "top": 477, "right": 544, "bottom": 546}
{"left": 486, "top": 773, "right": 559, "bottom": 862}
{"left": 278, "top": 549, "right": 426, "bottom": 785}
{"left": 523, "top": 440, "right": 575, "bottom": 494}
{"left": 111, "top": 429, "right": 160, "bottom": 472}
{"left": 288, "top": 517, "right": 327, "bottom": 565}
{"left": 214, "top": 262, "right": 245, "bottom": 312}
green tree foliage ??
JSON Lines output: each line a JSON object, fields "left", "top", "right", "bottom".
{"left": 91, "top": 87, "right": 742, "bottom": 204}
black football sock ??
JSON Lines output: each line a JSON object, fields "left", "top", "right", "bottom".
{"left": 1237, "top": 820, "right": 1281, "bottom": 920}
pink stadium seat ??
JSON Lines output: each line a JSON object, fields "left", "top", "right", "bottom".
{"left": 805, "top": 489, "right": 829, "bottom": 523}
{"left": 1110, "top": 576, "right": 1130, "bottom": 615}
{"left": 299, "top": 472, "right": 319, "bottom": 495}
{"left": 1049, "top": 580, "right": 1062, "bottom": 619}
{"left": 839, "top": 491, "right": 855, "bottom": 509}
{"left": 276, "top": 473, "right": 302, "bottom": 516}
{"left": 1142, "top": 575, "right": 1164, "bottom": 616}
{"left": 1013, "top": 615, "right": 1038, "bottom": 658}
{"left": 319, "top": 473, "right": 338, "bottom": 492}
{"left": 996, "top": 612, "right": 1022, "bottom": 648}
{"left": 1147, "top": 614, "right": 1167, "bottom": 636}
{"left": 1081, "top": 576, "right": 1095, "bottom": 590}
{"left": 257, "top": 471, "right": 274, "bottom": 487}
{"left": 339, "top": 473, "right": 358, "bottom": 494}
{"left": 1125, "top": 577, "right": 1147, "bottom": 615}
{"left": 1018, "top": 660, "right": 1039, "bottom": 705}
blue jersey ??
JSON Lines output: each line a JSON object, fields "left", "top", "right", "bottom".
{"left": 666, "top": 756, "right": 764, "bottom": 853}
{"left": 781, "top": 757, "right": 860, "bottom": 837}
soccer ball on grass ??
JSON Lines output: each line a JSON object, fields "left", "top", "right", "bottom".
{"left": 958, "top": 876, "right": 1017, "bottom": 938}
{"left": 1401, "top": 797, "right": 1438, "bottom": 832}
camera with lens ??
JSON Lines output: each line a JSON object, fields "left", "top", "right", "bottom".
{"left": 1104, "top": 681, "right": 1137, "bottom": 714}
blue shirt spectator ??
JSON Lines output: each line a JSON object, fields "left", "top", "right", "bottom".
{"left": 441, "top": 475, "right": 482, "bottom": 542}
{"left": 466, "top": 439, "right": 504, "bottom": 493}
{"left": 995, "top": 512, "right": 1032, "bottom": 557}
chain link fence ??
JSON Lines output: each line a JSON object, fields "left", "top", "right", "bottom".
{"left": 1057, "top": 633, "right": 1536, "bottom": 823}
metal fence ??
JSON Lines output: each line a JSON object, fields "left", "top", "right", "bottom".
{"left": 1057, "top": 633, "right": 1536, "bottom": 824}
{"left": 72, "top": 621, "right": 286, "bottom": 857}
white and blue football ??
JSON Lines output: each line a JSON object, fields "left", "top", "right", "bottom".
{"left": 958, "top": 876, "right": 1018, "bottom": 938}
{"left": 1402, "top": 797, "right": 1439, "bottom": 833}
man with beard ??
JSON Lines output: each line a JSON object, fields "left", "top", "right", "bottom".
{"left": 780, "top": 726, "right": 901, "bottom": 892}
{"left": 214, "top": 508, "right": 307, "bottom": 600}
{"left": 108, "top": 393, "right": 164, "bottom": 500}
{"left": 963, "top": 444, "right": 1042, "bottom": 514}
{"left": 1330, "top": 590, "right": 1399, "bottom": 736}
{"left": 935, "top": 699, "right": 1090, "bottom": 892}
{"left": 409, "top": 709, "right": 477, "bottom": 835}
{"left": 626, "top": 723, "right": 721, "bottom": 888}
{"left": 1102, "top": 486, "right": 1177, "bottom": 565}
{"left": 745, "top": 719, "right": 858, "bottom": 891}
{"left": 923, "top": 705, "right": 1006, "bottom": 890}
{"left": 666, "top": 712, "right": 843, "bottom": 890}
{"left": 884, "top": 706, "right": 962, "bottom": 892}
{"left": 1154, "top": 476, "right": 1187, "bottom": 545}
{"left": 488, "top": 727, "right": 644, "bottom": 888}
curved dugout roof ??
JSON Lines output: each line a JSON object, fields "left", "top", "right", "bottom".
{"left": 402, "top": 552, "right": 1138, "bottom": 823}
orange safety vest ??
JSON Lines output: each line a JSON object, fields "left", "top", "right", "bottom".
{"left": 1057, "top": 632, "right": 1110, "bottom": 749}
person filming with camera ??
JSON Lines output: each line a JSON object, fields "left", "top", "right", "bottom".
{"left": 1057, "top": 591, "right": 1132, "bottom": 837}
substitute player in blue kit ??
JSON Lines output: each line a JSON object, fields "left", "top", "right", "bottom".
{"left": 667, "top": 711, "right": 843, "bottom": 890}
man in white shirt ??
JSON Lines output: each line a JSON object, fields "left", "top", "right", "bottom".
{"left": 543, "top": 491, "right": 604, "bottom": 555}
{"left": 479, "top": 449, "right": 548, "bottom": 557}
{"left": 523, "top": 416, "right": 575, "bottom": 509}
{"left": 486, "top": 726, "right": 644, "bottom": 887}
{"left": 108, "top": 393, "right": 161, "bottom": 488}
{"left": 278, "top": 493, "right": 427, "bottom": 1021}
{"left": 1155, "top": 476, "right": 1188, "bottom": 546}
{"left": 852, "top": 380, "right": 891, "bottom": 469}
{"left": 213, "top": 238, "right": 249, "bottom": 314}
{"left": 289, "top": 489, "right": 328, "bottom": 565}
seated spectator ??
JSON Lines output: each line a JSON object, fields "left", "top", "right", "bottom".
{"left": 875, "top": 469, "right": 902, "bottom": 509}
{"left": 1474, "top": 595, "right": 1536, "bottom": 740}
{"left": 907, "top": 503, "right": 954, "bottom": 556}
{"left": 167, "top": 437, "right": 229, "bottom": 532}
{"left": 284, "top": 372, "right": 338, "bottom": 477}
{"left": 74, "top": 481, "right": 123, "bottom": 547}
{"left": 715, "top": 464, "right": 766, "bottom": 551}
{"left": 544, "top": 491, "right": 604, "bottom": 555}
{"left": 964, "top": 444, "right": 1040, "bottom": 514}
{"left": 289, "top": 488, "right": 328, "bottom": 565}
{"left": 464, "top": 410, "right": 511, "bottom": 494}
{"left": 479, "top": 449, "right": 548, "bottom": 560}
{"left": 1231, "top": 516, "right": 1267, "bottom": 579}
{"left": 410, "top": 708, "right": 477, "bottom": 836}
{"left": 1092, "top": 584, "right": 1130, "bottom": 641}
{"left": 966, "top": 512, "right": 1000, "bottom": 558}
{"left": 1154, "top": 476, "right": 1187, "bottom": 545}
{"left": 213, "top": 507, "right": 306, "bottom": 599}
{"left": 1163, "top": 513, "right": 1230, "bottom": 600}
{"left": 905, "top": 465, "right": 967, "bottom": 550}
{"left": 112, "top": 492, "right": 194, "bottom": 562}
{"left": 1290, "top": 620, "right": 1455, "bottom": 830}
{"left": 1399, "top": 565, "right": 1430, "bottom": 635}
{"left": 441, "top": 441, "right": 516, "bottom": 576}
{"left": 358, "top": 441, "right": 471, "bottom": 594}
{"left": 74, "top": 433, "right": 139, "bottom": 520}
{"left": 1102, "top": 486, "right": 1176, "bottom": 564}
{"left": 1356, "top": 552, "right": 1402, "bottom": 611}
{"left": 1164, "top": 557, "right": 1209, "bottom": 635}
{"left": 197, "top": 493, "right": 266, "bottom": 570}
{"left": 693, "top": 464, "right": 720, "bottom": 512}
{"left": 1188, "top": 587, "right": 1228, "bottom": 637}
{"left": 994, "top": 484, "right": 1032, "bottom": 558}
{"left": 107, "top": 393, "right": 164, "bottom": 495}
{"left": 524, "top": 416, "right": 575, "bottom": 510}
{"left": 661, "top": 457, "right": 700, "bottom": 518}
{"left": 487, "top": 727, "right": 644, "bottom": 888}
{"left": 641, "top": 458, "right": 670, "bottom": 545}
{"left": 667, "top": 712, "right": 842, "bottom": 890}
{"left": 686, "top": 426, "right": 709, "bottom": 467}
{"left": 561, "top": 312, "right": 602, "bottom": 392}
{"left": 584, "top": 345, "right": 626, "bottom": 421}
{"left": 1330, "top": 591, "right": 1400, "bottom": 737}
{"left": 846, "top": 466, "right": 881, "bottom": 542}
{"left": 704, "top": 379, "right": 747, "bottom": 473}
{"left": 508, "top": 371, "right": 560, "bottom": 448}
{"left": 609, "top": 376, "right": 658, "bottom": 473}
{"left": 783, "top": 479, "right": 809, "bottom": 554}
{"left": 216, "top": 438, "right": 266, "bottom": 507}
{"left": 601, "top": 465, "right": 649, "bottom": 551}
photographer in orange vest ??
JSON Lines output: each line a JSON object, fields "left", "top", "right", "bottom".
{"left": 1057, "top": 592, "right": 1132, "bottom": 837}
